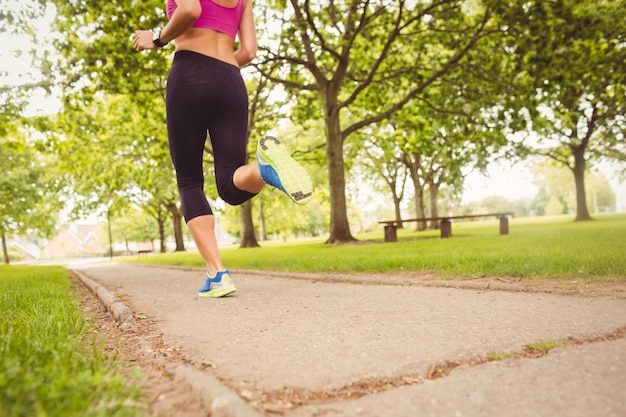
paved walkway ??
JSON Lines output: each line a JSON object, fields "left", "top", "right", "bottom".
{"left": 72, "top": 262, "right": 626, "bottom": 417}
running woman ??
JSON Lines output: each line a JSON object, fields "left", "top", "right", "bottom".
{"left": 131, "top": 0, "right": 312, "bottom": 297}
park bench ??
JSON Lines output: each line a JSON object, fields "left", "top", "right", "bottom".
{"left": 378, "top": 212, "right": 514, "bottom": 242}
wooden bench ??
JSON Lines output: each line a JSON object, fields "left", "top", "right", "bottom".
{"left": 378, "top": 212, "right": 514, "bottom": 242}
{"left": 137, "top": 249, "right": 153, "bottom": 257}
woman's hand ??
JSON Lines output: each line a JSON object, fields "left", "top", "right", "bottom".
{"left": 131, "top": 30, "right": 157, "bottom": 52}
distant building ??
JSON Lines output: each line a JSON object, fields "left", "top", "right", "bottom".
{"left": 9, "top": 237, "right": 42, "bottom": 261}
{"left": 45, "top": 224, "right": 102, "bottom": 258}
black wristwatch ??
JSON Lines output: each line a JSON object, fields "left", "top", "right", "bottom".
{"left": 152, "top": 29, "right": 167, "bottom": 48}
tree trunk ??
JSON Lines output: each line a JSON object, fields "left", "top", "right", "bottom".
{"left": 572, "top": 146, "right": 593, "bottom": 221}
{"left": 157, "top": 205, "right": 167, "bottom": 253}
{"left": 158, "top": 218, "right": 166, "bottom": 253}
{"left": 428, "top": 183, "right": 440, "bottom": 230}
{"left": 413, "top": 183, "right": 426, "bottom": 231}
{"left": 393, "top": 194, "right": 404, "bottom": 229}
{"left": 404, "top": 155, "right": 426, "bottom": 231}
{"left": 2, "top": 232, "right": 9, "bottom": 264}
{"left": 165, "top": 202, "right": 186, "bottom": 251}
{"left": 326, "top": 112, "right": 355, "bottom": 244}
{"left": 258, "top": 199, "right": 267, "bottom": 241}
{"left": 385, "top": 172, "right": 405, "bottom": 229}
{"left": 239, "top": 200, "right": 260, "bottom": 248}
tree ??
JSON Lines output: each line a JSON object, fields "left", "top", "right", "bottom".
{"left": 394, "top": 98, "right": 506, "bottom": 230}
{"left": 0, "top": 1, "right": 64, "bottom": 263}
{"left": 532, "top": 160, "right": 576, "bottom": 215}
{"left": 0, "top": 128, "right": 62, "bottom": 263}
{"left": 110, "top": 206, "right": 162, "bottom": 251}
{"left": 392, "top": 2, "right": 516, "bottom": 229}
{"left": 44, "top": 0, "right": 317, "bottom": 249}
{"left": 259, "top": 0, "right": 496, "bottom": 243}
{"left": 41, "top": 0, "right": 190, "bottom": 249}
{"left": 42, "top": 90, "right": 189, "bottom": 251}
{"left": 139, "top": 196, "right": 171, "bottom": 253}
{"left": 586, "top": 173, "right": 616, "bottom": 213}
{"left": 239, "top": 75, "right": 275, "bottom": 248}
{"left": 531, "top": 158, "right": 617, "bottom": 216}
{"left": 493, "top": 0, "right": 626, "bottom": 221}
{"left": 0, "top": 1, "right": 54, "bottom": 136}
{"left": 354, "top": 128, "right": 408, "bottom": 228}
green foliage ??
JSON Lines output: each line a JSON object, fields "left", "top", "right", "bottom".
{"left": 42, "top": 0, "right": 170, "bottom": 103}
{"left": 38, "top": 0, "right": 182, "bottom": 240}
{"left": 109, "top": 206, "right": 164, "bottom": 246}
{"left": 0, "top": 128, "right": 62, "bottom": 243}
{"left": 456, "top": 194, "right": 533, "bottom": 218}
{"left": 0, "top": 1, "right": 45, "bottom": 33}
{"left": 0, "top": 266, "right": 149, "bottom": 417}
{"left": 259, "top": 0, "right": 499, "bottom": 242}
{"left": 531, "top": 159, "right": 616, "bottom": 215}
{"left": 44, "top": 93, "right": 174, "bottom": 223}
{"left": 492, "top": 0, "right": 626, "bottom": 218}
{"left": 0, "top": 1, "right": 55, "bottom": 136}
{"left": 6, "top": 0, "right": 623, "bottom": 243}
{"left": 474, "top": 196, "right": 511, "bottom": 214}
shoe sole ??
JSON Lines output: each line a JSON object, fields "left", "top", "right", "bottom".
{"left": 198, "top": 284, "right": 237, "bottom": 298}
{"left": 258, "top": 136, "right": 312, "bottom": 205}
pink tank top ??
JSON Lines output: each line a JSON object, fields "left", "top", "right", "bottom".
{"left": 166, "top": 0, "right": 244, "bottom": 39}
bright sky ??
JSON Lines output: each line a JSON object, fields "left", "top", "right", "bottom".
{"left": 461, "top": 160, "right": 537, "bottom": 203}
{"left": 0, "top": 3, "right": 60, "bottom": 116}
{"left": 462, "top": 160, "right": 626, "bottom": 212}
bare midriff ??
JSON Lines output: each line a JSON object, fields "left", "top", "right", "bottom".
{"left": 174, "top": 27, "right": 238, "bottom": 66}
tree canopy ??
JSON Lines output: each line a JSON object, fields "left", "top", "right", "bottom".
{"left": 3, "top": 0, "right": 624, "bottom": 255}
{"left": 492, "top": 0, "right": 626, "bottom": 220}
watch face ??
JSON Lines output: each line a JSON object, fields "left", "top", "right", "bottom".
{"left": 152, "top": 30, "right": 165, "bottom": 47}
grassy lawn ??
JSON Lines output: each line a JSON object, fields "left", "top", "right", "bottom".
{"left": 0, "top": 266, "right": 151, "bottom": 417}
{"left": 130, "top": 213, "right": 626, "bottom": 281}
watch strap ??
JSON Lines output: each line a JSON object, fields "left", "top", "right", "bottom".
{"left": 152, "top": 29, "right": 166, "bottom": 48}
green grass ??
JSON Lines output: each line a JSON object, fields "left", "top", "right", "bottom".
{"left": 130, "top": 213, "right": 626, "bottom": 280}
{"left": 486, "top": 352, "right": 513, "bottom": 361}
{"left": 0, "top": 266, "right": 150, "bottom": 417}
{"left": 525, "top": 339, "right": 563, "bottom": 353}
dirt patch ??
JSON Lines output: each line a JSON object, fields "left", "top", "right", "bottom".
{"left": 396, "top": 275, "right": 626, "bottom": 299}
{"left": 241, "top": 269, "right": 626, "bottom": 299}
{"left": 427, "top": 275, "right": 626, "bottom": 298}
{"left": 74, "top": 277, "right": 209, "bottom": 417}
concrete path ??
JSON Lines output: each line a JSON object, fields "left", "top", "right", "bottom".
{"left": 72, "top": 262, "right": 626, "bottom": 417}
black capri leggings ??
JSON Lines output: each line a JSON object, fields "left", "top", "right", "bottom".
{"left": 166, "top": 50, "right": 257, "bottom": 222}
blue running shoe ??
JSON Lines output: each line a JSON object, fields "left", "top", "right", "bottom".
{"left": 198, "top": 270, "right": 236, "bottom": 298}
{"left": 257, "top": 135, "right": 313, "bottom": 205}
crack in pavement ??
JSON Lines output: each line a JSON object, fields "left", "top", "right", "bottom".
{"left": 229, "top": 325, "right": 626, "bottom": 414}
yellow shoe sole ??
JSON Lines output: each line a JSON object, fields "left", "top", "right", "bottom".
{"left": 258, "top": 136, "right": 312, "bottom": 205}
{"left": 198, "top": 284, "right": 237, "bottom": 298}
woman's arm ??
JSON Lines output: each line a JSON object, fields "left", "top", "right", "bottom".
{"left": 132, "top": 0, "right": 201, "bottom": 51}
{"left": 234, "top": 0, "right": 257, "bottom": 66}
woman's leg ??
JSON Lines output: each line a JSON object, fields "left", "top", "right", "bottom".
{"left": 233, "top": 162, "right": 264, "bottom": 194}
{"left": 208, "top": 60, "right": 264, "bottom": 204}
{"left": 187, "top": 215, "right": 223, "bottom": 276}
{"left": 166, "top": 52, "right": 225, "bottom": 277}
